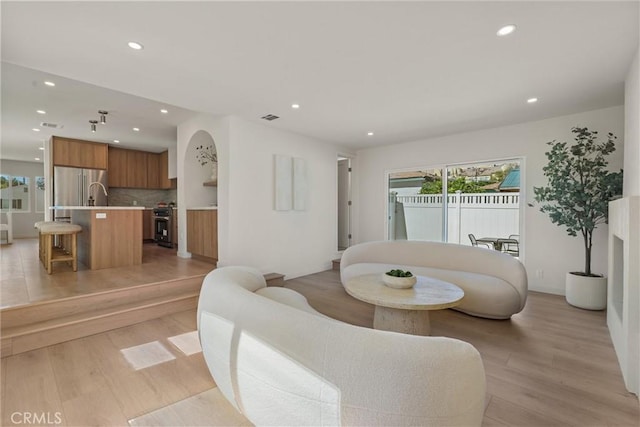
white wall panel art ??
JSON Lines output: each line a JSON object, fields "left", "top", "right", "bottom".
{"left": 274, "top": 155, "right": 306, "bottom": 211}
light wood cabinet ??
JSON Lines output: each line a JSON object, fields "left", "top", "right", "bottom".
{"left": 108, "top": 147, "right": 175, "bottom": 189}
{"left": 187, "top": 209, "right": 217, "bottom": 262}
{"left": 142, "top": 209, "right": 155, "bottom": 241}
{"left": 52, "top": 137, "right": 108, "bottom": 169}
{"left": 107, "top": 147, "right": 128, "bottom": 187}
{"left": 128, "top": 150, "right": 148, "bottom": 188}
{"left": 108, "top": 146, "right": 147, "bottom": 188}
{"left": 73, "top": 208, "right": 142, "bottom": 270}
{"left": 146, "top": 152, "right": 161, "bottom": 189}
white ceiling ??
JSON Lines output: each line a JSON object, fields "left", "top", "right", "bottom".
{"left": 1, "top": 62, "right": 197, "bottom": 161}
{"left": 1, "top": 1, "right": 638, "bottom": 163}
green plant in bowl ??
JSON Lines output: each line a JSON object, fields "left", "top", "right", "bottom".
{"left": 385, "top": 269, "right": 413, "bottom": 278}
{"left": 383, "top": 269, "right": 416, "bottom": 289}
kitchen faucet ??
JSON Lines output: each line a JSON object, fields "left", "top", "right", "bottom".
{"left": 87, "top": 181, "right": 108, "bottom": 206}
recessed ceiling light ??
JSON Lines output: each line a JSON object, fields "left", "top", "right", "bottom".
{"left": 32, "top": 128, "right": 40, "bottom": 132}
{"left": 367, "top": 132, "right": 374, "bottom": 136}
{"left": 128, "top": 41, "right": 144, "bottom": 50}
{"left": 37, "top": 110, "right": 46, "bottom": 115}
{"left": 497, "top": 25, "right": 516, "bottom": 37}
{"left": 527, "top": 97, "right": 538, "bottom": 103}
{"left": 133, "top": 127, "right": 140, "bottom": 132}
{"left": 34, "top": 157, "right": 41, "bottom": 161}
{"left": 160, "top": 109, "right": 168, "bottom": 114}
{"left": 39, "top": 147, "right": 45, "bottom": 150}
{"left": 113, "top": 139, "right": 120, "bottom": 143}
{"left": 44, "top": 81, "right": 55, "bottom": 87}
{"left": 291, "top": 104, "right": 300, "bottom": 109}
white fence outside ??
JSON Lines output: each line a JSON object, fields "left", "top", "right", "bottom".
{"left": 390, "top": 192, "right": 520, "bottom": 245}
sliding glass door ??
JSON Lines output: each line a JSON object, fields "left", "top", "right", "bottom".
{"left": 388, "top": 159, "right": 521, "bottom": 251}
{"left": 388, "top": 168, "right": 445, "bottom": 241}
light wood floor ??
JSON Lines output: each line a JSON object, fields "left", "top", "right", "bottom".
{"left": 287, "top": 270, "right": 640, "bottom": 426}
{"left": 1, "top": 269, "right": 638, "bottom": 426}
{"left": 0, "top": 239, "right": 214, "bottom": 309}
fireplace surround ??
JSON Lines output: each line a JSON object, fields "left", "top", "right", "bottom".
{"left": 607, "top": 196, "right": 639, "bottom": 395}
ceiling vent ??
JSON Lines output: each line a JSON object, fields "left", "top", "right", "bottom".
{"left": 40, "top": 122, "right": 64, "bottom": 129}
{"left": 261, "top": 114, "right": 279, "bottom": 121}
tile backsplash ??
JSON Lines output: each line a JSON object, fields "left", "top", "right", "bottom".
{"left": 109, "top": 188, "right": 177, "bottom": 208}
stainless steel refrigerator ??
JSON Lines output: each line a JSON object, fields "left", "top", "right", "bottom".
{"left": 53, "top": 166, "right": 108, "bottom": 221}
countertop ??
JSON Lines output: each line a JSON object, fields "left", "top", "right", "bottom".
{"left": 187, "top": 206, "right": 218, "bottom": 210}
{"left": 50, "top": 206, "right": 146, "bottom": 210}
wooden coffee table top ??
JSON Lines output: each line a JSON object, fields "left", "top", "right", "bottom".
{"left": 344, "top": 273, "right": 464, "bottom": 311}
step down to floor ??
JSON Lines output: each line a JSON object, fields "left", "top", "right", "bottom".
{"left": 332, "top": 258, "right": 341, "bottom": 271}
{"left": 1, "top": 274, "right": 206, "bottom": 358}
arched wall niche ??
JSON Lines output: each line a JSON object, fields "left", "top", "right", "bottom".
{"left": 184, "top": 130, "right": 218, "bottom": 208}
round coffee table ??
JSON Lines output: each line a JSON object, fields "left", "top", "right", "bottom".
{"left": 344, "top": 273, "right": 464, "bottom": 336}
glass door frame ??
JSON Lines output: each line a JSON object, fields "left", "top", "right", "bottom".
{"left": 385, "top": 156, "right": 525, "bottom": 260}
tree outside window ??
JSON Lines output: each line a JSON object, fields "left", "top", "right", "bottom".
{"left": 0, "top": 174, "right": 30, "bottom": 212}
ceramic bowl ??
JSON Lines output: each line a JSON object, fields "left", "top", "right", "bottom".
{"left": 382, "top": 273, "right": 417, "bottom": 289}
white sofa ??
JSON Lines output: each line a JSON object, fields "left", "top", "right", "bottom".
{"left": 197, "top": 266, "right": 486, "bottom": 426}
{"left": 340, "top": 240, "right": 528, "bottom": 319}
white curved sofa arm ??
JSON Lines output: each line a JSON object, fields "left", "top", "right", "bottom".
{"left": 197, "top": 266, "right": 486, "bottom": 426}
{"left": 341, "top": 240, "right": 528, "bottom": 319}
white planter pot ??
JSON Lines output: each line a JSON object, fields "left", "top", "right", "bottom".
{"left": 565, "top": 272, "right": 607, "bottom": 310}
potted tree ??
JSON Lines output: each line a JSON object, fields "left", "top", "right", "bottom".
{"left": 534, "top": 126, "right": 623, "bottom": 309}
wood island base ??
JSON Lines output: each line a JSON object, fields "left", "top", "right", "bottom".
{"left": 72, "top": 208, "right": 143, "bottom": 270}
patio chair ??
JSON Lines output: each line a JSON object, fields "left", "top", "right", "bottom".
{"left": 500, "top": 234, "right": 519, "bottom": 256}
{"left": 469, "top": 233, "right": 493, "bottom": 249}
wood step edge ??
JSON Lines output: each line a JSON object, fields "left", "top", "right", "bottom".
{"left": 1, "top": 275, "right": 206, "bottom": 329}
{"left": 2, "top": 291, "right": 201, "bottom": 339}
{"left": 3, "top": 296, "right": 200, "bottom": 357}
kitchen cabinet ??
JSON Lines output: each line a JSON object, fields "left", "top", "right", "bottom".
{"left": 187, "top": 209, "right": 217, "bottom": 262}
{"left": 146, "top": 152, "right": 161, "bottom": 189}
{"left": 128, "top": 150, "right": 148, "bottom": 188}
{"left": 142, "top": 209, "right": 155, "bottom": 241}
{"left": 52, "top": 136, "right": 108, "bottom": 169}
{"left": 107, "top": 147, "right": 128, "bottom": 187}
{"left": 71, "top": 207, "right": 143, "bottom": 270}
{"left": 108, "top": 147, "right": 147, "bottom": 188}
{"left": 108, "top": 147, "right": 175, "bottom": 189}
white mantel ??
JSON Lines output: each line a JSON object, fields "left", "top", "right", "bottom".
{"left": 607, "top": 196, "right": 640, "bottom": 395}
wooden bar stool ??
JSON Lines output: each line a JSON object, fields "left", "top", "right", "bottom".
{"left": 39, "top": 223, "right": 82, "bottom": 274}
{"left": 34, "top": 221, "right": 56, "bottom": 264}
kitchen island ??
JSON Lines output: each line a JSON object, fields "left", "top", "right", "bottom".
{"left": 51, "top": 206, "right": 145, "bottom": 270}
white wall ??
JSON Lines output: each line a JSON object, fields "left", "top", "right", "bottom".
{"left": 177, "top": 114, "right": 350, "bottom": 278}
{"left": 225, "top": 116, "right": 345, "bottom": 278}
{"left": 625, "top": 50, "right": 640, "bottom": 197}
{"left": 355, "top": 106, "right": 625, "bottom": 295}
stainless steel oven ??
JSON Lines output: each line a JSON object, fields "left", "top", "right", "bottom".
{"left": 153, "top": 207, "right": 173, "bottom": 248}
